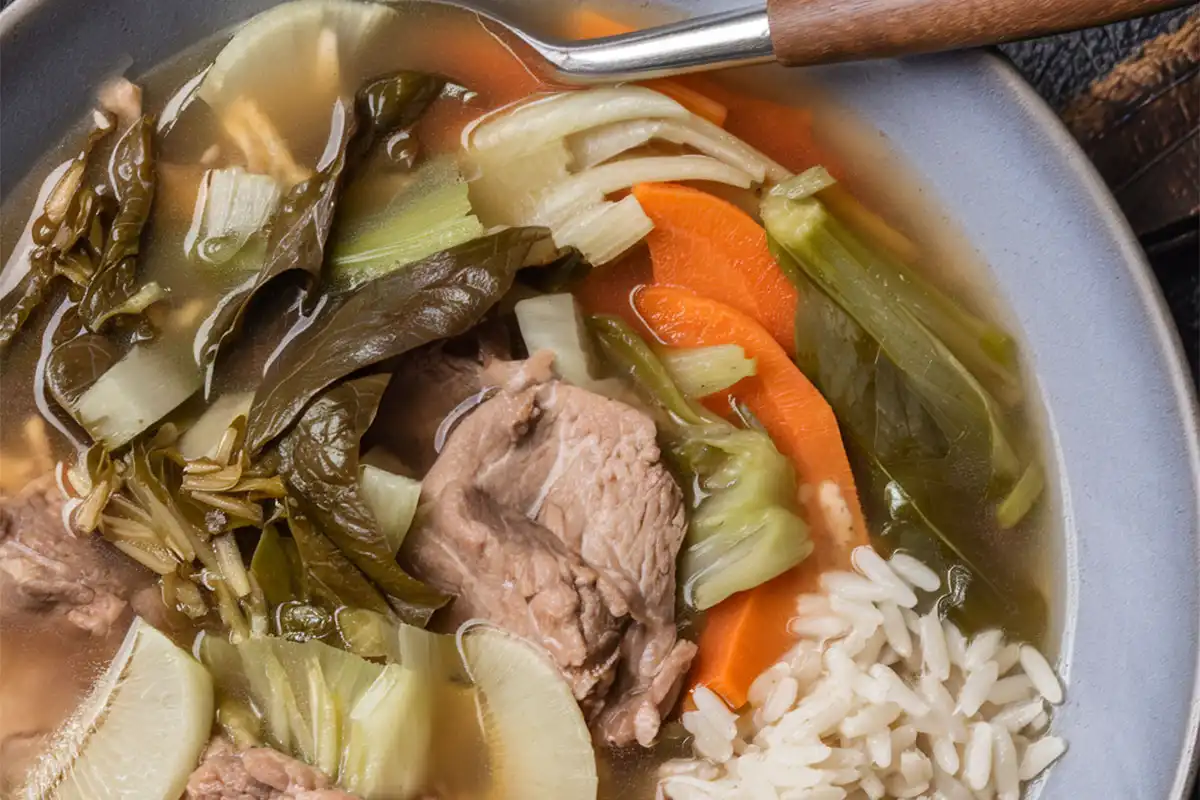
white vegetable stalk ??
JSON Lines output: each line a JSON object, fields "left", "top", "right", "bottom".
{"left": 514, "top": 293, "right": 600, "bottom": 389}
{"left": 185, "top": 167, "right": 282, "bottom": 265}
{"left": 549, "top": 195, "right": 654, "bottom": 267}
{"left": 465, "top": 86, "right": 690, "bottom": 156}
{"left": 464, "top": 86, "right": 785, "bottom": 266}
{"left": 569, "top": 116, "right": 788, "bottom": 183}
{"left": 660, "top": 344, "right": 758, "bottom": 398}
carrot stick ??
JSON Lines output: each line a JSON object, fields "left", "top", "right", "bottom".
{"left": 635, "top": 286, "right": 869, "bottom": 708}
{"left": 633, "top": 183, "right": 798, "bottom": 356}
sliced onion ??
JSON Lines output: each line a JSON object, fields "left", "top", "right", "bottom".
{"left": 466, "top": 86, "right": 689, "bottom": 157}
{"left": 568, "top": 120, "right": 663, "bottom": 171}
{"left": 532, "top": 155, "right": 754, "bottom": 226}
{"left": 570, "top": 116, "right": 788, "bottom": 184}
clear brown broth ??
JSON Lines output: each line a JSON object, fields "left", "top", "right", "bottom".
{"left": 0, "top": 2, "right": 1057, "bottom": 797}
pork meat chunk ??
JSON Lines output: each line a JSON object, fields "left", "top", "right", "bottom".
{"left": 186, "top": 741, "right": 360, "bottom": 800}
{"left": 403, "top": 371, "right": 696, "bottom": 746}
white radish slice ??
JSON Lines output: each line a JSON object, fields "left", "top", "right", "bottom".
{"left": 458, "top": 622, "right": 598, "bottom": 799}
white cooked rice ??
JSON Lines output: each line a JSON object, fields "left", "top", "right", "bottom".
{"left": 658, "top": 545, "right": 1067, "bottom": 800}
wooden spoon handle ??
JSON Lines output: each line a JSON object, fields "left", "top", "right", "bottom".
{"left": 768, "top": 0, "right": 1188, "bottom": 66}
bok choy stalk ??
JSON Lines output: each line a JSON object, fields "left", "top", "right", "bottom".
{"left": 67, "top": 336, "right": 203, "bottom": 449}
{"left": 513, "top": 293, "right": 600, "bottom": 388}
{"left": 590, "top": 315, "right": 811, "bottom": 609}
{"left": 197, "top": 625, "right": 441, "bottom": 795}
{"left": 659, "top": 344, "right": 757, "bottom": 398}
{"left": 327, "top": 157, "right": 484, "bottom": 288}
{"left": 185, "top": 167, "right": 282, "bottom": 266}
{"left": 761, "top": 170, "right": 1044, "bottom": 622}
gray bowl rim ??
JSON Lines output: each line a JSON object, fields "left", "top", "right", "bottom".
{"left": 2, "top": 0, "right": 1198, "bottom": 797}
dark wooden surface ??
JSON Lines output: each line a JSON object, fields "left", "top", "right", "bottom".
{"left": 767, "top": 0, "right": 1188, "bottom": 66}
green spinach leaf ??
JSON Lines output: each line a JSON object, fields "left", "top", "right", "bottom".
{"left": 279, "top": 374, "right": 447, "bottom": 626}
{"left": 246, "top": 227, "right": 555, "bottom": 452}
{"left": 80, "top": 115, "right": 161, "bottom": 331}
{"left": 200, "top": 73, "right": 445, "bottom": 366}
{"left": 45, "top": 333, "right": 122, "bottom": 412}
{"left": 284, "top": 498, "right": 395, "bottom": 618}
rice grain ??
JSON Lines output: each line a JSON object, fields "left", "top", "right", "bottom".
{"left": 888, "top": 551, "right": 941, "bottom": 592}
{"left": 963, "top": 722, "right": 994, "bottom": 790}
{"left": 1019, "top": 645, "right": 1064, "bottom": 704}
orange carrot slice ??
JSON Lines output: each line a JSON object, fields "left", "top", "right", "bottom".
{"left": 633, "top": 182, "right": 798, "bottom": 356}
{"left": 636, "top": 286, "right": 868, "bottom": 708}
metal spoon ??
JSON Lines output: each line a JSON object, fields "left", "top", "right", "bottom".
{"left": 434, "top": 0, "right": 1187, "bottom": 83}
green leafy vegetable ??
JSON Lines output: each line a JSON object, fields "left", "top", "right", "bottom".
{"left": 246, "top": 227, "right": 556, "bottom": 452}
{"left": 328, "top": 157, "right": 484, "bottom": 288}
{"left": 761, "top": 188, "right": 1043, "bottom": 622}
{"left": 0, "top": 123, "right": 113, "bottom": 349}
{"left": 80, "top": 115, "right": 162, "bottom": 331}
{"left": 284, "top": 498, "right": 395, "bottom": 618}
{"left": 280, "top": 375, "right": 447, "bottom": 625}
{"left": 69, "top": 336, "right": 203, "bottom": 448}
{"left": 659, "top": 344, "right": 757, "bottom": 398}
{"left": 359, "top": 465, "right": 422, "bottom": 556}
{"left": 199, "top": 72, "right": 445, "bottom": 365}
{"left": 45, "top": 334, "right": 121, "bottom": 413}
{"left": 185, "top": 166, "right": 283, "bottom": 265}
{"left": 591, "top": 315, "right": 810, "bottom": 609}
{"left": 357, "top": 71, "right": 445, "bottom": 136}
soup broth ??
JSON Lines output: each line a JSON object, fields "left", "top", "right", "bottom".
{"left": 0, "top": 2, "right": 1061, "bottom": 798}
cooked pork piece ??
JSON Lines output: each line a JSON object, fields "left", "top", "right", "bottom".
{"left": 186, "top": 738, "right": 361, "bottom": 800}
{"left": 404, "top": 362, "right": 696, "bottom": 747}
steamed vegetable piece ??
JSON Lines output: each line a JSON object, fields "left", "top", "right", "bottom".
{"left": 245, "top": 227, "right": 556, "bottom": 452}
{"left": 284, "top": 500, "right": 396, "bottom": 618}
{"left": 67, "top": 336, "right": 203, "bottom": 448}
{"left": 590, "top": 315, "right": 810, "bottom": 610}
{"left": 659, "top": 344, "right": 757, "bottom": 399}
{"left": 199, "top": 629, "right": 436, "bottom": 794}
{"left": 761, "top": 181, "right": 1039, "bottom": 532}
{"left": 633, "top": 181, "right": 798, "bottom": 356}
{"left": 185, "top": 166, "right": 282, "bottom": 265}
{"left": 22, "top": 618, "right": 213, "bottom": 800}
{"left": 458, "top": 623, "right": 598, "bottom": 800}
{"left": 199, "top": 71, "right": 445, "bottom": 365}
{"left": 0, "top": 121, "right": 113, "bottom": 348}
{"left": 360, "top": 465, "right": 422, "bottom": 555}
{"left": 79, "top": 115, "right": 164, "bottom": 331}
{"left": 514, "top": 293, "right": 599, "bottom": 388}
{"left": 328, "top": 157, "right": 484, "bottom": 287}
{"left": 464, "top": 85, "right": 782, "bottom": 265}
{"left": 280, "top": 374, "right": 448, "bottom": 625}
